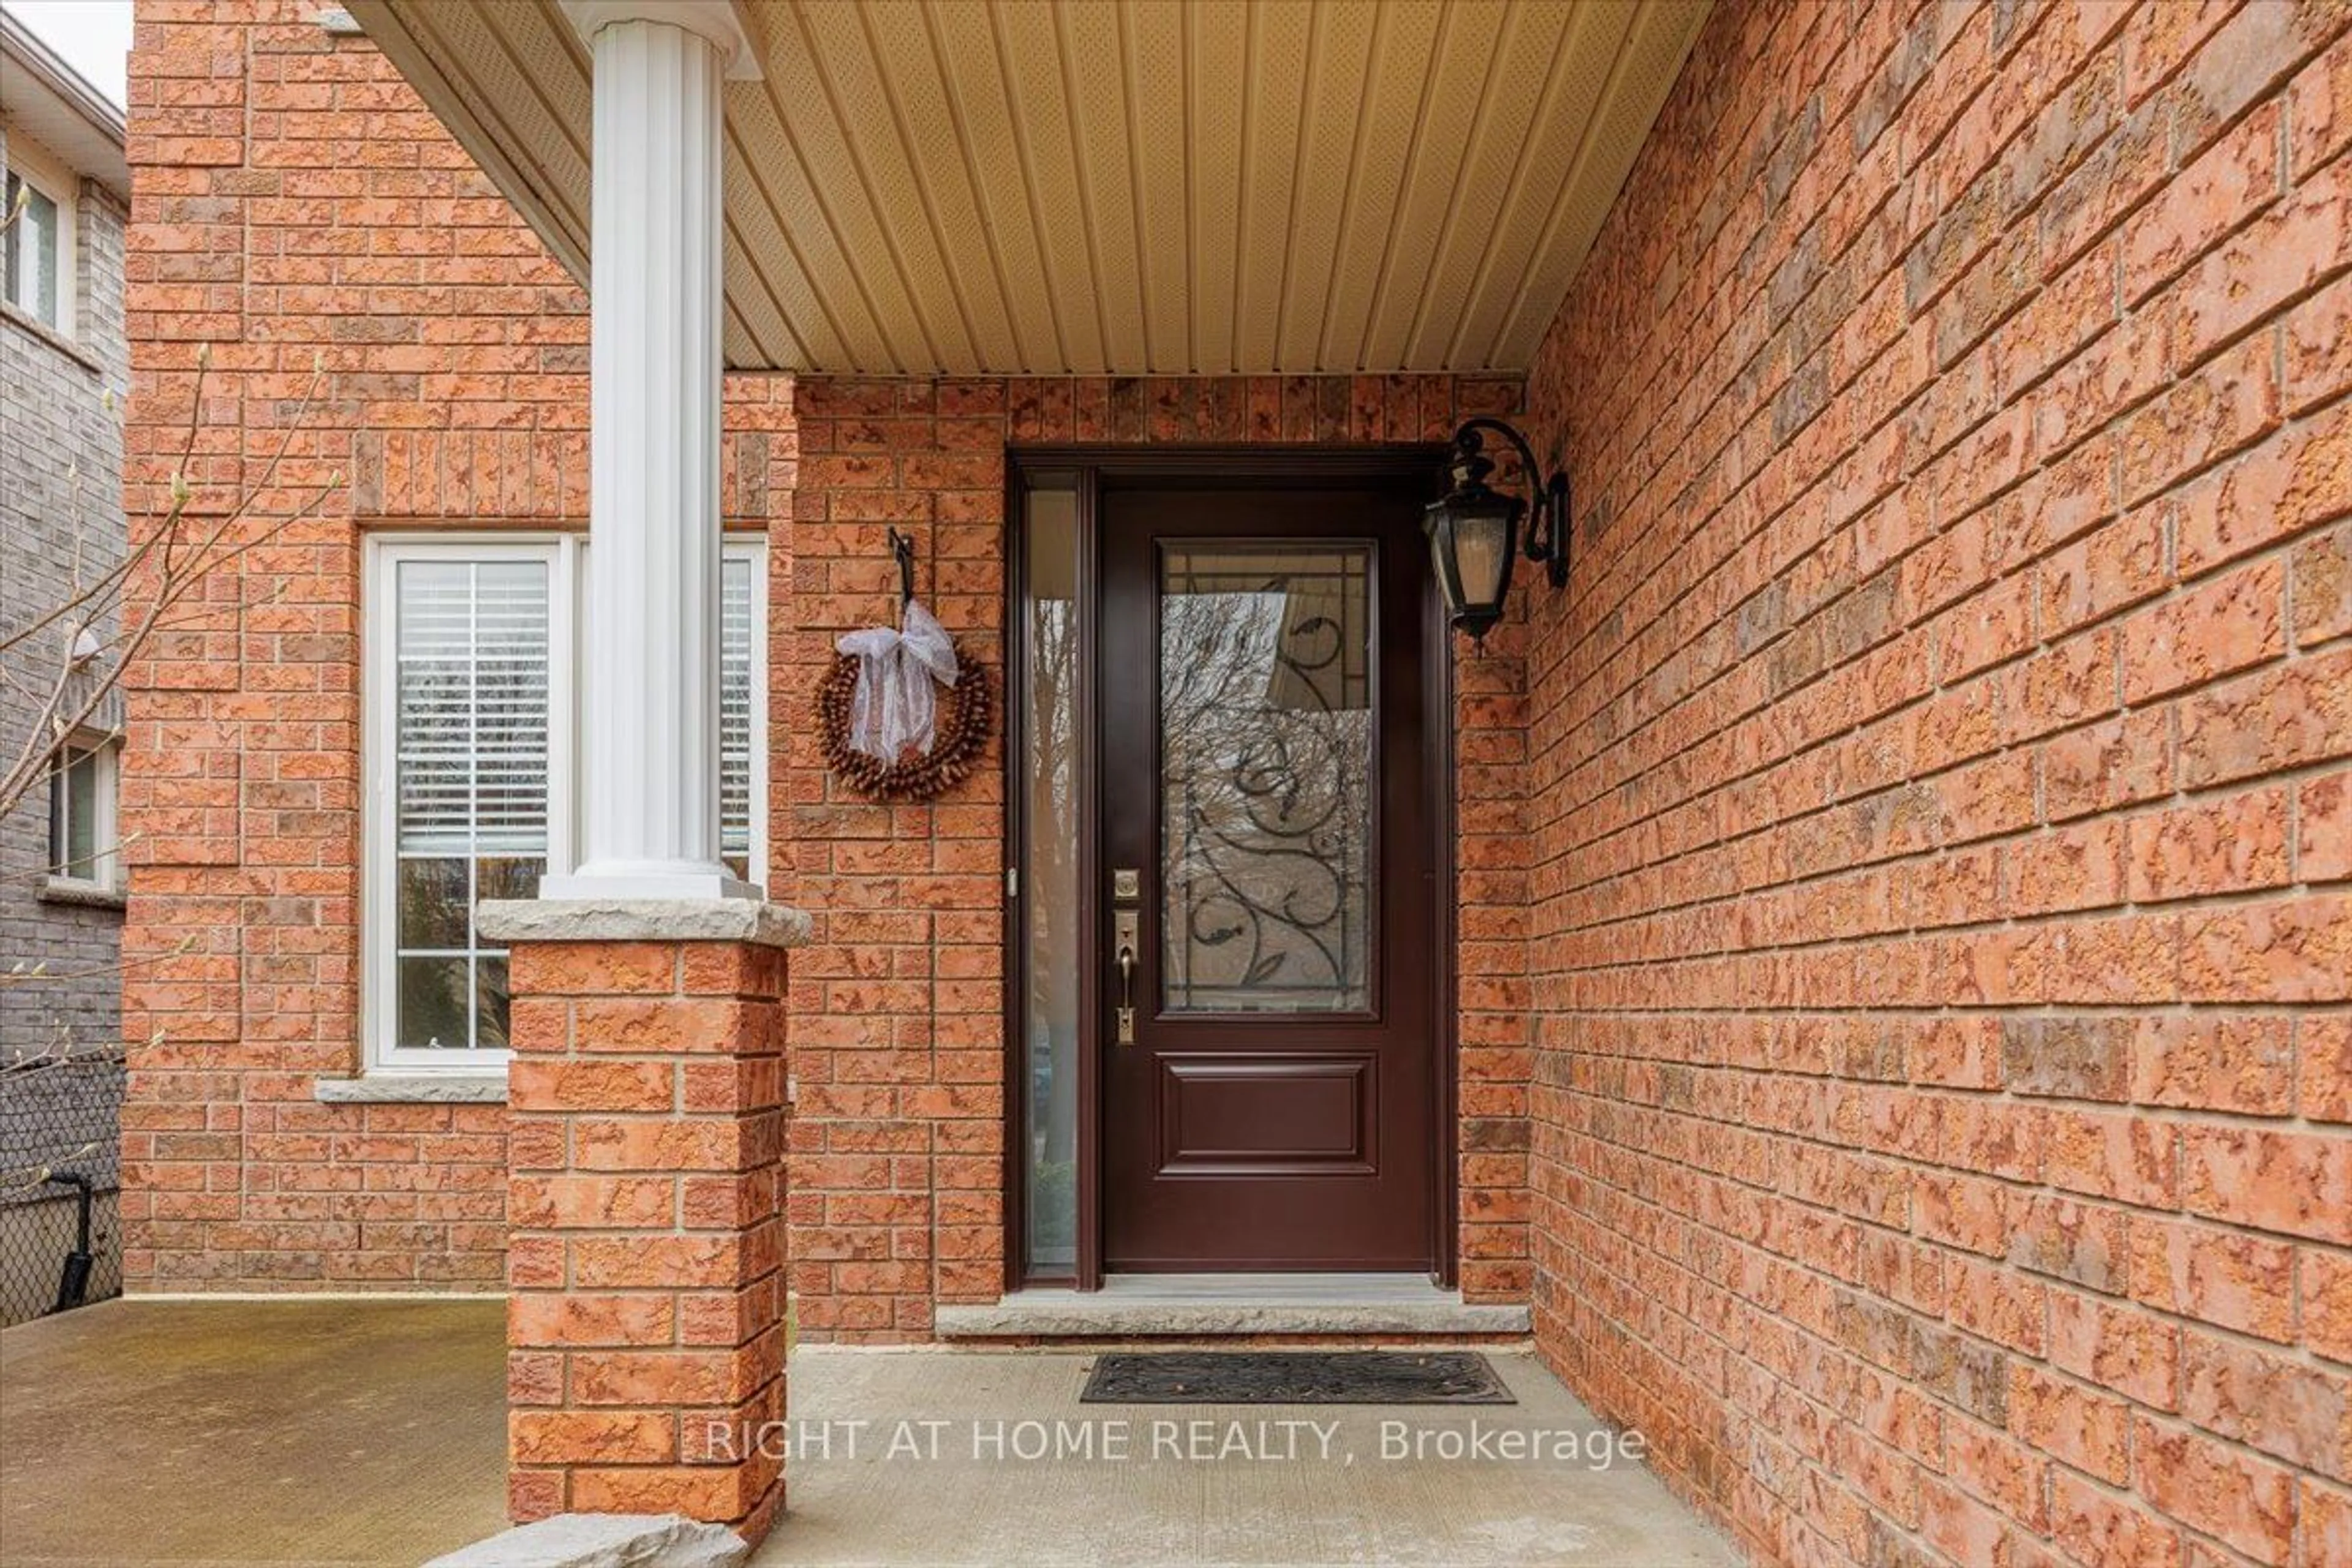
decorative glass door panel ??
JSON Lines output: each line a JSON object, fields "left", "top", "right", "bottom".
{"left": 1158, "top": 546, "right": 1375, "bottom": 1016}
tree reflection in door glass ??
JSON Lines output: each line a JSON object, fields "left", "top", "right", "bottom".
{"left": 1021, "top": 481, "right": 1082, "bottom": 1273}
{"left": 1159, "top": 545, "right": 1373, "bottom": 1014}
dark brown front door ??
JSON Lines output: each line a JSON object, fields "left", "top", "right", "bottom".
{"left": 1099, "top": 484, "right": 1436, "bottom": 1271}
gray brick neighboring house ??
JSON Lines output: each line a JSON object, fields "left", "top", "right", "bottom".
{"left": 1, "top": 7, "right": 129, "bottom": 1324}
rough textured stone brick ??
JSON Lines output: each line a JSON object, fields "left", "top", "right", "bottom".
{"left": 499, "top": 929, "right": 786, "bottom": 1541}
{"left": 1517, "top": 2, "right": 2352, "bottom": 1562}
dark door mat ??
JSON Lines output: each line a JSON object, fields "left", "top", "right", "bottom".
{"left": 1080, "top": 1350, "right": 1515, "bottom": 1405}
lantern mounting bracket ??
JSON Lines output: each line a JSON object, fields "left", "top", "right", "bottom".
{"left": 1450, "top": 418, "right": 1569, "bottom": 590}
{"left": 1424, "top": 417, "right": 1571, "bottom": 648}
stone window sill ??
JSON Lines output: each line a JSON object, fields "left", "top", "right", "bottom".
{"left": 313, "top": 1074, "right": 508, "bottom": 1104}
{"left": 39, "top": 876, "right": 126, "bottom": 911}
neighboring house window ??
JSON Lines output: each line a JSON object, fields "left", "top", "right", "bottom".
{"left": 4, "top": 162, "right": 74, "bottom": 334}
{"left": 48, "top": 734, "right": 120, "bottom": 892}
{"left": 364, "top": 537, "right": 766, "bottom": 1070}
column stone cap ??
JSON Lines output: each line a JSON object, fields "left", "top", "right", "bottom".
{"left": 560, "top": 0, "right": 765, "bottom": 80}
{"left": 477, "top": 898, "right": 812, "bottom": 949}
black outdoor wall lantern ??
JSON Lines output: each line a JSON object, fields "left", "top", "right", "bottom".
{"left": 1423, "top": 417, "right": 1570, "bottom": 647}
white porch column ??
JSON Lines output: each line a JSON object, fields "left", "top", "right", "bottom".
{"left": 542, "top": 2, "right": 759, "bottom": 902}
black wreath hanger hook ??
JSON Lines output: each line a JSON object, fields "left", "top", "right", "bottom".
{"left": 886, "top": 527, "right": 918, "bottom": 611}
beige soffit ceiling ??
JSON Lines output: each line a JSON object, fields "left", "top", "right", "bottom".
{"left": 346, "top": 0, "right": 1707, "bottom": 376}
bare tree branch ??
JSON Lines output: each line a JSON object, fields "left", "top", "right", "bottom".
{"left": 0, "top": 347, "right": 342, "bottom": 823}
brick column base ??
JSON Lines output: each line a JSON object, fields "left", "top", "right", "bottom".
{"left": 478, "top": 900, "right": 808, "bottom": 1548}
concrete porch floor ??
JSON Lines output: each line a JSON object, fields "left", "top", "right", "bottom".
{"left": 0, "top": 1298, "right": 510, "bottom": 1567}
{"left": 763, "top": 1348, "right": 1737, "bottom": 1567}
{"left": 0, "top": 1300, "right": 1736, "bottom": 1567}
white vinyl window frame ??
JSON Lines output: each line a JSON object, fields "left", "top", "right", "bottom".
{"left": 361, "top": 533, "right": 767, "bottom": 1076}
{"left": 47, "top": 730, "right": 120, "bottom": 894}
{"left": 4, "top": 137, "right": 78, "bottom": 337}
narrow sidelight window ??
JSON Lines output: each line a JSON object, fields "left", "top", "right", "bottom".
{"left": 1017, "top": 473, "right": 1082, "bottom": 1275}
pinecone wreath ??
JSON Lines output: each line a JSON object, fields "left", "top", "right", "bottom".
{"left": 815, "top": 642, "right": 993, "bottom": 801}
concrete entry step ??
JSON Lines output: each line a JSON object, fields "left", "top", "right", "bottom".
{"left": 933, "top": 1272, "right": 1532, "bottom": 1339}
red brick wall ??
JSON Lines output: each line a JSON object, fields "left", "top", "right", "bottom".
{"left": 1518, "top": 2, "right": 2352, "bottom": 1564}
{"left": 115, "top": 0, "right": 792, "bottom": 1291}
{"left": 781, "top": 374, "right": 1531, "bottom": 1340}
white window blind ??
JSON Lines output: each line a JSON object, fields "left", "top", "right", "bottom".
{"left": 395, "top": 560, "right": 551, "bottom": 856}
{"left": 722, "top": 555, "right": 755, "bottom": 881}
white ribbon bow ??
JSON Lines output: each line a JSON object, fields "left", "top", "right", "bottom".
{"left": 837, "top": 598, "right": 960, "bottom": 761}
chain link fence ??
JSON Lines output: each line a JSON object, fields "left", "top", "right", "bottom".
{"left": 0, "top": 1046, "right": 125, "bottom": 1327}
